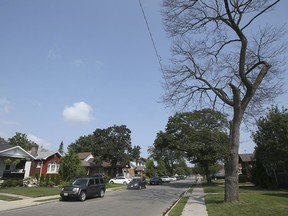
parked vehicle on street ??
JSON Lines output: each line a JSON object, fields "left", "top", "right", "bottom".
{"left": 161, "top": 176, "right": 171, "bottom": 183}
{"left": 109, "top": 176, "right": 131, "bottom": 185}
{"left": 60, "top": 175, "right": 106, "bottom": 201}
{"left": 127, "top": 178, "right": 146, "bottom": 190}
{"left": 149, "top": 176, "right": 162, "bottom": 185}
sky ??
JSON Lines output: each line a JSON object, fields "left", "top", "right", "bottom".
{"left": 0, "top": 0, "right": 287, "bottom": 158}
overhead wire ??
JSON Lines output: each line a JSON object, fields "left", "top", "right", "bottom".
{"left": 138, "top": 0, "right": 175, "bottom": 110}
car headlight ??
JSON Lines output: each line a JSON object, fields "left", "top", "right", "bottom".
{"left": 72, "top": 187, "right": 80, "bottom": 192}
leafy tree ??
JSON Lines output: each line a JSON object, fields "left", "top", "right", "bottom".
{"left": 145, "top": 159, "right": 156, "bottom": 178}
{"left": 159, "top": 109, "right": 229, "bottom": 183}
{"left": 130, "top": 145, "right": 141, "bottom": 160}
{"left": 156, "top": 160, "right": 168, "bottom": 176}
{"left": 252, "top": 106, "right": 288, "bottom": 186}
{"left": 92, "top": 125, "right": 132, "bottom": 177}
{"left": 8, "top": 132, "right": 34, "bottom": 151}
{"left": 161, "top": 0, "right": 285, "bottom": 202}
{"left": 174, "top": 159, "right": 191, "bottom": 176}
{"left": 59, "top": 150, "right": 86, "bottom": 182}
{"left": 68, "top": 134, "right": 94, "bottom": 153}
{"left": 149, "top": 133, "right": 185, "bottom": 176}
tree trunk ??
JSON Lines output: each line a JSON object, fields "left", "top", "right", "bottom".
{"left": 203, "top": 162, "right": 212, "bottom": 184}
{"left": 224, "top": 116, "right": 241, "bottom": 203}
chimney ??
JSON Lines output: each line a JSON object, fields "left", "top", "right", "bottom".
{"left": 30, "top": 143, "right": 39, "bottom": 156}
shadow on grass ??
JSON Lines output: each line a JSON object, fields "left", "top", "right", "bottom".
{"left": 263, "top": 193, "right": 288, "bottom": 198}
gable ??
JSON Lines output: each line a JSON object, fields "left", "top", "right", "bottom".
{"left": 0, "top": 146, "right": 35, "bottom": 160}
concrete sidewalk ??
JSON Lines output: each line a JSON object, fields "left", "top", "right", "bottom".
{"left": 0, "top": 193, "right": 59, "bottom": 212}
{"left": 181, "top": 184, "right": 208, "bottom": 216}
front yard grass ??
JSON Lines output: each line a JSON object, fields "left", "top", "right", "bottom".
{"left": 0, "top": 183, "right": 126, "bottom": 199}
{"left": 204, "top": 181, "right": 288, "bottom": 216}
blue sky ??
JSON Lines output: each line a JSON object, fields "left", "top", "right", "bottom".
{"left": 0, "top": 0, "right": 287, "bottom": 158}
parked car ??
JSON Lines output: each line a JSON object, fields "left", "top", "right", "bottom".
{"left": 127, "top": 178, "right": 146, "bottom": 190}
{"left": 161, "top": 176, "right": 171, "bottom": 183}
{"left": 149, "top": 176, "right": 162, "bottom": 185}
{"left": 60, "top": 175, "right": 106, "bottom": 201}
{"left": 109, "top": 176, "right": 131, "bottom": 185}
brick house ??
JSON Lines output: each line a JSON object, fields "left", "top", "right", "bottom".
{"left": 29, "top": 144, "right": 62, "bottom": 178}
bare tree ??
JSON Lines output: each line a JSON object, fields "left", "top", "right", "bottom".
{"left": 161, "top": 0, "right": 286, "bottom": 202}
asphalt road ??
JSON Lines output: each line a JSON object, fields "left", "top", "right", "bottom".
{"left": 1, "top": 180, "right": 192, "bottom": 216}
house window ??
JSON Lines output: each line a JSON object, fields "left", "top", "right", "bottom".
{"left": 47, "top": 162, "right": 59, "bottom": 174}
{"left": 36, "top": 162, "right": 41, "bottom": 168}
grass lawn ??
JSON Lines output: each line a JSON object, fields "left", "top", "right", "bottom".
{"left": 0, "top": 187, "right": 61, "bottom": 197}
{"left": 204, "top": 181, "right": 288, "bottom": 216}
{"left": 0, "top": 183, "right": 126, "bottom": 199}
{"left": 0, "top": 194, "right": 22, "bottom": 201}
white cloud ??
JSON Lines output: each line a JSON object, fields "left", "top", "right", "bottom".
{"left": 27, "top": 134, "right": 51, "bottom": 149}
{"left": 63, "top": 101, "right": 94, "bottom": 124}
{"left": 0, "top": 97, "right": 12, "bottom": 114}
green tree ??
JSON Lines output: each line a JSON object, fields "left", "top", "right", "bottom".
{"left": 149, "top": 133, "right": 185, "bottom": 176}
{"left": 68, "top": 134, "right": 94, "bottom": 153}
{"left": 156, "top": 160, "right": 168, "bottom": 176}
{"left": 160, "top": 109, "right": 229, "bottom": 183}
{"left": 252, "top": 106, "right": 288, "bottom": 186}
{"left": 145, "top": 159, "right": 156, "bottom": 178}
{"left": 161, "top": 0, "right": 285, "bottom": 202}
{"left": 59, "top": 150, "right": 86, "bottom": 182}
{"left": 8, "top": 132, "right": 33, "bottom": 151}
{"left": 130, "top": 145, "right": 141, "bottom": 160}
{"left": 92, "top": 125, "right": 132, "bottom": 177}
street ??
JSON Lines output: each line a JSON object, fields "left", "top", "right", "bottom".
{"left": 1, "top": 180, "right": 192, "bottom": 216}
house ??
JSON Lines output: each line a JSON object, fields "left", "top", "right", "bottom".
{"left": 238, "top": 153, "right": 256, "bottom": 181}
{"left": 77, "top": 152, "right": 145, "bottom": 178}
{"left": 0, "top": 140, "right": 35, "bottom": 179}
{"left": 29, "top": 144, "right": 62, "bottom": 178}
{"left": 128, "top": 158, "right": 147, "bottom": 178}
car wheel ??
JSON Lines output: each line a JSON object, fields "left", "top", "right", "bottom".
{"left": 99, "top": 189, "right": 105, "bottom": 198}
{"left": 110, "top": 181, "right": 114, "bottom": 184}
{"left": 123, "top": 181, "right": 127, "bottom": 185}
{"left": 79, "top": 191, "right": 86, "bottom": 201}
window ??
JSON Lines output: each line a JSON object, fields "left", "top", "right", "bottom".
{"left": 47, "top": 162, "right": 59, "bottom": 174}
{"left": 36, "top": 162, "right": 41, "bottom": 168}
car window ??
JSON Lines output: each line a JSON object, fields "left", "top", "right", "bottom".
{"left": 100, "top": 178, "right": 104, "bottom": 184}
{"left": 95, "top": 178, "right": 100, "bottom": 184}
{"left": 88, "top": 179, "right": 94, "bottom": 185}
{"left": 73, "top": 179, "right": 88, "bottom": 186}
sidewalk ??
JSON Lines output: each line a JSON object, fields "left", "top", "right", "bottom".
{"left": 0, "top": 193, "right": 59, "bottom": 212}
{"left": 181, "top": 183, "right": 208, "bottom": 216}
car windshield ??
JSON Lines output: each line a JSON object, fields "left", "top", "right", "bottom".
{"left": 72, "top": 179, "right": 88, "bottom": 186}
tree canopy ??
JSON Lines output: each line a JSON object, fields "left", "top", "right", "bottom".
{"left": 155, "top": 109, "right": 229, "bottom": 182}
{"left": 92, "top": 125, "right": 132, "bottom": 177}
{"left": 8, "top": 132, "right": 34, "bottom": 151}
{"left": 253, "top": 106, "right": 288, "bottom": 173}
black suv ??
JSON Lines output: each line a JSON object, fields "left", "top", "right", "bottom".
{"left": 60, "top": 175, "right": 106, "bottom": 201}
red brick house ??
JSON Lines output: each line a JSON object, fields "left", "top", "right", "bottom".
{"left": 29, "top": 144, "right": 62, "bottom": 178}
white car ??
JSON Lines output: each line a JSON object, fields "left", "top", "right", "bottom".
{"left": 109, "top": 176, "right": 131, "bottom": 185}
{"left": 161, "top": 176, "right": 171, "bottom": 183}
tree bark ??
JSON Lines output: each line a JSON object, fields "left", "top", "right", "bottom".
{"left": 224, "top": 114, "right": 242, "bottom": 202}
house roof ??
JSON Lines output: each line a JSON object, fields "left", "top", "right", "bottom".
{"left": 35, "top": 148, "right": 62, "bottom": 160}
{"left": 239, "top": 153, "right": 255, "bottom": 162}
{"left": 78, "top": 152, "right": 93, "bottom": 160}
{"left": 0, "top": 143, "right": 35, "bottom": 160}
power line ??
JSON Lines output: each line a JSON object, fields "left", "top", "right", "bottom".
{"left": 138, "top": 0, "right": 164, "bottom": 73}
{"left": 138, "top": 0, "right": 174, "bottom": 110}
